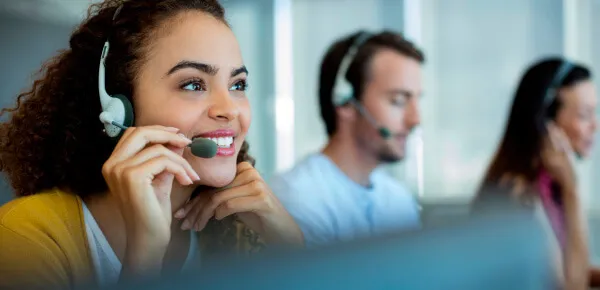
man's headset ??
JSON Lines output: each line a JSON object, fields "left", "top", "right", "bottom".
{"left": 96, "top": 6, "right": 217, "bottom": 158}
{"left": 332, "top": 32, "right": 392, "bottom": 139}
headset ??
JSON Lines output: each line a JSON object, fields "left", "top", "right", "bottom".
{"left": 98, "top": 5, "right": 134, "bottom": 139}
{"left": 332, "top": 32, "right": 392, "bottom": 139}
{"left": 95, "top": 5, "right": 220, "bottom": 158}
{"left": 542, "top": 60, "right": 574, "bottom": 117}
{"left": 543, "top": 60, "right": 582, "bottom": 164}
{"left": 537, "top": 60, "right": 577, "bottom": 211}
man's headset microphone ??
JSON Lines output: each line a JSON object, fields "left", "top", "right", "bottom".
{"left": 332, "top": 32, "right": 393, "bottom": 140}
{"left": 97, "top": 6, "right": 217, "bottom": 159}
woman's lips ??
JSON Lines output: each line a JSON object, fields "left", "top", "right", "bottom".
{"left": 193, "top": 129, "right": 236, "bottom": 157}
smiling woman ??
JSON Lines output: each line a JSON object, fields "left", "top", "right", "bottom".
{"left": 0, "top": 0, "right": 302, "bottom": 289}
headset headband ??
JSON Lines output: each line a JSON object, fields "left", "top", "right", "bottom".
{"left": 332, "top": 32, "right": 373, "bottom": 106}
{"left": 543, "top": 60, "right": 574, "bottom": 110}
{"left": 98, "top": 5, "right": 124, "bottom": 109}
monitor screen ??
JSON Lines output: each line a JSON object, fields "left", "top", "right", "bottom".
{"left": 117, "top": 207, "right": 555, "bottom": 290}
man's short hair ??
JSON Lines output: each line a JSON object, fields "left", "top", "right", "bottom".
{"left": 318, "top": 30, "right": 425, "bottom": 136}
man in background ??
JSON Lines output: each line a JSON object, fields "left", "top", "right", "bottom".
{"left": 270, "top": 30, "right": 424, "bottom": 247}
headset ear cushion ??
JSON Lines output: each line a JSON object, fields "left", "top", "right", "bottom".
{"left": 113, "top": 94, "right": 134, "bottom": 128}
{"left": 106, "top": 94, "right": 134, "bottom": 141}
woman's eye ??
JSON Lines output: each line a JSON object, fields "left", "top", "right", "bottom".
{"left": 181, "top": 80, "right": 205, "bottom": 91}
{"left": 229, "top": 80, "right": 248, "bottom": 91}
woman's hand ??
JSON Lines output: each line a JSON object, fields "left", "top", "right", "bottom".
{"left": 175, "top": 161, "right": 304, "bottom": 246}
{"left": 101, "top": 126, "right": 200, "bottom": 277}
{"left": 542, "top": 122, "right": 589, "bottom": 289}
{"left": 541, "top": 121, "right": 577, "bottom": 190}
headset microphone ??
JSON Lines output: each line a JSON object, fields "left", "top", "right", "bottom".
{"left": 100, "top": 114, "right": 218, "bottom": 158}
{"left": 332, "top": 31, "right": 392, "bottom": 140}
{"left": 349, "top": 99, "right": 392, "bottom": 139}
{"left": 188, "top": 138, "right": 218, "bottom": 159}
{"left": 99, "top": 113, "right": 217, "bottom": 158}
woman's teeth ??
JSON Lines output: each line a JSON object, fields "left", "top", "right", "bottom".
{"left": 206, "top": 136, "right": 234, "bottom": 148}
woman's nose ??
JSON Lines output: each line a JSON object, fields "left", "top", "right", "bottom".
{"left": 207, "top": 89, "right": 240, "bottom": 124}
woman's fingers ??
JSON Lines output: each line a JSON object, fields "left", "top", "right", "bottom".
{"left": 175, "top": 195, "right": 202, "bottom": 219}
{"left": 214, "top": 196, "right": 262, "bottom": 220}
{"left": 183, "top": 187, "right": 246, "bottom": 230}
{"left": 545, "top": 122, "right": 561, "bottom": 152}
{"left": 177, "top": 163, "right": 275, "bottom": 232}
{"left": 180, "top": 195, "right": 211, "bottom": 230}
{"left": 210, "top": 180, "right": 261, "bottom": 206}
{"left": 125, "top": 144, "right": 200, "bottom": 182}
{"left": 555, "top": 126, "right": 573, "bottom": 153}
{"left": 175, "top": 194, "right": 205, "bottom": 224}
{"left": 128, "top": 155, "right": 194, "bottom": 188}
{"left": 182, "top": 181, "right": 267, "bottom": 231}
{"left": 180, "top": 185, "right": 252, "bottom": 231}
{"left": 113, "top": 125, "right": 179, "bottom": 152}
{"left": 103, "top": 126, "right": 193, "bottom": 181}
{"left": 545, "top": 121, "right": 573, "bottom": 154}
{"left": 193, "top": 205, "right": 215, "bottom": 232}
{"left": 111, "top": 126, "right": 191, "bottom": 163}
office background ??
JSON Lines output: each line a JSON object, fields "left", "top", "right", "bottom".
{"left": 1, "top": 0, "right": 599, "bottom": 260}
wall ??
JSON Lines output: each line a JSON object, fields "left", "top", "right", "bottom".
{"left": 224, "top": 0, "right": 278, "bottom": 180}
{"left": 0, "top": 12, "right": 75, "bottom": 204}
{"left": 290, "top": 0, "right": 404, "bottom": 171}
{"left": 419, "top": 0, "right": 564, "bottom": 201}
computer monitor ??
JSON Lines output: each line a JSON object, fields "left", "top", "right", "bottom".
{"left": 116, "top": 208, "right": 555, "bottom": 290}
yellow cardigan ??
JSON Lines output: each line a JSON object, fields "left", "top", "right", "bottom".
{"left": 0, "top": 190, "right": 94, "bottom": 289}
{"left": 0, "top": 190, "right": 265, "bottom": 289}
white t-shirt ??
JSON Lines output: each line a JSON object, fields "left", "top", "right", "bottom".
{"left": 82, "top": 202, "right": 199, "bottom": 287}
{"left": 270, "top": 153, "right": 421, "bottom": 247}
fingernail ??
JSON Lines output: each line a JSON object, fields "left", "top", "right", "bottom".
{"left": 191, "top": 171, "right": 201, "bottom": 181}
{"left": 181, "top": 220, "right": 191, "bottom": 230}
{"left": 166, "top": 127, "right": 180, "bottom": 132}
{"left": 174, "top": 209, "right": 185, "bottom": 219}
{"left": 178, "top": 133, "right": 192, "bottom": 143}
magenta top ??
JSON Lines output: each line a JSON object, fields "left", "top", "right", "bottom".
{"left": 537, "top": 170, "right": 566, "bottom": 249}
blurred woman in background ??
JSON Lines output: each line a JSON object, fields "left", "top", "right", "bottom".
{"left": 0, "top": 0, "right": 302, "bottom": 289}
{"left": 475, "top": 58, "right": 598, "bottom": 289}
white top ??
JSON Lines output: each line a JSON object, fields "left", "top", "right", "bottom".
{"left": 82, "top": 202, "right": 199, "bottom": 287}
{"left": 270, "top": 153, "right": 421, "bottom": 247}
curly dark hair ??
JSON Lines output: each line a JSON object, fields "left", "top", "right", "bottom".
{"left": 0, "top": 0, "right": 255, "bottom": 198}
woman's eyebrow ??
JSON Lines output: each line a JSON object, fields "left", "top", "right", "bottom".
{"left": 166, "top": 60, "right": 219, "bottom": 76}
